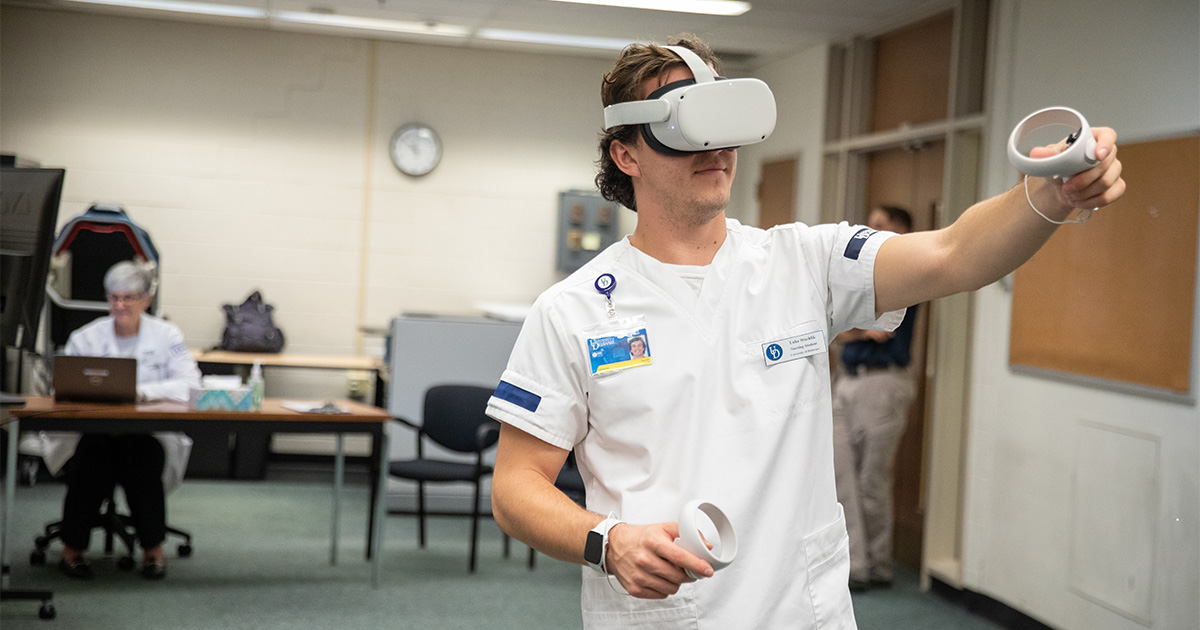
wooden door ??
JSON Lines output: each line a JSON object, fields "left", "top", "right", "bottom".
{"left": 757, "top": 157, "right": 798, "bottom": 229}
{"left": 862, "top": 140, "right": 944, "bottom": 572}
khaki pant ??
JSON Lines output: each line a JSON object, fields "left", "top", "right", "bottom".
{"left": 831, "top": 366, "right": 915, "bottom": 582}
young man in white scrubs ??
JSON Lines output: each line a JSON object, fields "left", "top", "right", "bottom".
{"left": 487, "top": 36, "right": 1125, "bottom": 629}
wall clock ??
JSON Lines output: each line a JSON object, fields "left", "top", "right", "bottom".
{"left": 389, "top": 123, "right": 442, "bottom": 176}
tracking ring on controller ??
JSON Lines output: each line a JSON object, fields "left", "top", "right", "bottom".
{"left": 1007, "top": 106, "right": 1098, "bottom": 180}
{"left": 677, "top": 500, "right": 738, "bottom": 579}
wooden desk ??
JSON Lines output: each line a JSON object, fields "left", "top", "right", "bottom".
{"left": 3, "top": 397, "right": 390, "bottom": 587}
{"left": 191, "top": 350, "right": 388, "bottom": 481}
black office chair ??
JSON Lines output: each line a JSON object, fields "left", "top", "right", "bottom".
{"left": 526, "top": 452, "right": 585, "bottom": 569}
{"left": 30, "top": 490, "right": 193, "bottom": 571}
{"left": 389, "top": 385, "right": 500, "bottom": 573}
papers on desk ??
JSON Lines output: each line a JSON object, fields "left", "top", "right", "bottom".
{"left": 201, "top": 375, "right": 244, "bottom": 389}
{"left": 280, "top": 400, "right": 350, "bottom": 414}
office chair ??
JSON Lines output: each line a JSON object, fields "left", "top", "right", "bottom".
{"left": 389, "top": 384, "right": 500, "bottom": 572}
{"left": 30, "top": 490, "right": 193, "bottom": 571}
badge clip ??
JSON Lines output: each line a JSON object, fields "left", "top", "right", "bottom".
{"left": 595, "top": 273, "right": 617, "bottom": 319}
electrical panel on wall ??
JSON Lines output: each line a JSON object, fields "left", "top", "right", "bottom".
{"left": 556, "top": 190, "right": 620, "bottom": 273}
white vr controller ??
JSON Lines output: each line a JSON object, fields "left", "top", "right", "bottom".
{"left": 676, "top": 500, "right": 738, "bottom": 579}
{"left": 602, "top": 45, "right": 776, "bottom": 155}
{"left": 1007, "top": 106, "right": 1099, "bottom": 180}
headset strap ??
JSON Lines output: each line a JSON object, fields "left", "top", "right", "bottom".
{"left": 603, "top": 99, "right": 670, "bottom": 129}
{"left": 602, "top": 45, "right": 716, "bottom": 130}
{"left": 664, "top": 45, "right": 715, "bottom": 84}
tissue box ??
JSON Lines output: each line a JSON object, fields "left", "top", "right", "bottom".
{"left": 190, "top": 386, "right": 256, "bottom": 411}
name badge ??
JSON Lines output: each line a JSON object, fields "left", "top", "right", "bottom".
{"left": 762, "top": 329, "right": 827, "bottom": 367}
{"left": 585, "top": 316, "right": 652, "bottom": 375}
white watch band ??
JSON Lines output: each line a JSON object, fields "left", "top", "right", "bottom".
{"left": 585, "top": 516, "right": 622, "bottom": 574}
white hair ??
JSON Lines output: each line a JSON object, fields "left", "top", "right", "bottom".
{"left": 103, "top": 260, "right": 157, "bottom": 296}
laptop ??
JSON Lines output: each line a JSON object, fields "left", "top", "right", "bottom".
{"left": 53, "top": 355, "right": 138, "bottom": 404}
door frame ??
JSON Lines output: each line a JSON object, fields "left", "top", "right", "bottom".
{"left": 819, "top": 0, "right": 992, "bottom": 590}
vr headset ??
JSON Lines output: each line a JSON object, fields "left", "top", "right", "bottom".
{"left": 602, "top": 45, "right": 777, "bottom": 156}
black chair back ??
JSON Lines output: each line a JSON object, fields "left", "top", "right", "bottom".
{"left": 421, "top": 385, "right": 498, "bottom": 454}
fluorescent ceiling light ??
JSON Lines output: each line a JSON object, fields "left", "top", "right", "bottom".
{"left": 476, "top": 28, "right": 635, "bottom": 51}
{"left": 61, "top": 1, "right": 650, "bottom": 51}
{"left": 64, "top": 0, "right": 266, "bottom": 19}
{"left": 544, "top": 0, "right": 750, "bottom": 16}
{"left": 271, "top": 10, "right": 471, "bottom": 37}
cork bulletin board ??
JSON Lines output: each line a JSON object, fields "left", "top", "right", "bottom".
{"left": 1009, "top": 135, "right": 1199, "bottom": 396}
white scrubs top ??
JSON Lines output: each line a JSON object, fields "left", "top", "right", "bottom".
{"left": 488, "top": 219, "right": 904, "bottom": 630}
{"left": 40, "top": 313, "right": 201, "bottom": 493}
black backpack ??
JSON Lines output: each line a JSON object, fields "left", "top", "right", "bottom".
{"left": 220, "top": 291, "right": 285, "bottom": 353}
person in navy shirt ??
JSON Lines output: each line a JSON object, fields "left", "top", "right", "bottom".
{"left": 832, "top": 205, "right": 918, "bottom": 592}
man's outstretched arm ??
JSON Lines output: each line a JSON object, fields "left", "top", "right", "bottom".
{"left": 874, "top": 126, "right": 1126, "bottom": 315}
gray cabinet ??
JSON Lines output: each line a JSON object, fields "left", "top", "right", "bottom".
{"left": 556, "top": 190, "right": 620, "bottom": 273}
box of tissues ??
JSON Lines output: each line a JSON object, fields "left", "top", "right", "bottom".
{"left": 190, "top": 375, "right": 258, "bottom": 411}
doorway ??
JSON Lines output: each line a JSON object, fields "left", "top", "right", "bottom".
{"left": 862, "top": 139, "right": 944, "bottom": 572}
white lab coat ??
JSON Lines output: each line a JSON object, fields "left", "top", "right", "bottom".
{"left": 40, "top": 313, "right": 201, "bottom": 493}
{"left": 487, "top": 219, "right": 904, "bottom": 629}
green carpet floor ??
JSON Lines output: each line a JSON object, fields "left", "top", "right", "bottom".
{"left": 2, "top": 468, "right": 1004, "bottom": 629}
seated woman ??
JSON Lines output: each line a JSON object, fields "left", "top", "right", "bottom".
{"left": 43, "top": 260, "right": 200, "bottom": 580}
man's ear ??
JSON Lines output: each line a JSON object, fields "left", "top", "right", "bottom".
{"left": 610, "top": 138, "right": 641, "bottom": 178}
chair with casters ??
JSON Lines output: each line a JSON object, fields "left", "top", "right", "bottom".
{"left": 388, "top": 384, "right": 501, "bottom": 573}
{"left": 30, "top": 489, "right": 193, "bottom": 571}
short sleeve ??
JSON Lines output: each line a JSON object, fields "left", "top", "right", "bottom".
{"left": 163, "top": 323, "right": 201, "bottom": 388}
{"left": 826, "top": 222, "right": 906, "bottom": 334}
{"left": 486, "top": 298, "right": 589, "bottom": 451}
{"left": 137, "top": 320, "right": 201, "bottom": 401}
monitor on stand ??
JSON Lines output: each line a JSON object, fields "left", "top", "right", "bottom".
{"left": 0, "top": 165, "right": 62, "bottom": 618}
{"left": 1, "top": 167, "right": 64, "bottom": 352}
{"left": 1, "top": 166, "right": 65, "bottom": 396}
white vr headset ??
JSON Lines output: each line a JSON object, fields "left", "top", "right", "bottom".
{"left": 602, "top": 45, "right": 777, "bottom": 155}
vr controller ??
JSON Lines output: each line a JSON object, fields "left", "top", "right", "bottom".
{"left": 602, "top": 45, "right": 776, "bottom": 155}
{"left": 1007, "top": 106, "right": 1098, "bottom": 179}
{"left": 676, "top": 500, "right": 737, "bottom": 580}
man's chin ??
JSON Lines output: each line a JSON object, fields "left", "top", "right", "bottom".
{"left": 677, "top": 201, "right": 728, "bottom": 229}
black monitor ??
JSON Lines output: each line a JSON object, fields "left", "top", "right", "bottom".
{"left": 1, "top": 167, "right": 65, "bottom": 351}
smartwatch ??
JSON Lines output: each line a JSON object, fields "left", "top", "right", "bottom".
{"left": 583, "top": 516, "right": 623, "bottom": 574}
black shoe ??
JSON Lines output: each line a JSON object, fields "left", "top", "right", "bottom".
{"left": 848, "top": 579, "right": 870, "bottom": 593}
{"left": 58, "top": 557, "right": 93, "bottom": 580}
{"left": 141, "top": 559, "right": 166, "bottom": 580}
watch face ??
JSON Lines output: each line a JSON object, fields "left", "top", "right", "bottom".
{"left": 389, "top": 123, "right": 441, "bottom": 176}
{"left": 584, "top": 529, "right": 604, "bottom": 565}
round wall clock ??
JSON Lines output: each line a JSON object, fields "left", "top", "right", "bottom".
{"left": 389, "top": 123, "right": 442, "bottom": 176}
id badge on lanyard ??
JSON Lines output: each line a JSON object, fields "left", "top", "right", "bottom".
{"left": 585, "top": 273, "right": 652, "bottom": 375}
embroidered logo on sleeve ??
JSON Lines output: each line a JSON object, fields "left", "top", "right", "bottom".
{"left": 843, "top": 228, "right": 877, "bottom": 260}
{"left": 170, "top": 342, "right": 188, "bottom": 357}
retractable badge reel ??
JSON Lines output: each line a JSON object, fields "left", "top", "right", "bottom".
{"left": 595, "top": 273, "right": 617, "bottom": 319}
{"left": 1007, "top": 106, "right": 1100, "bottom": 223}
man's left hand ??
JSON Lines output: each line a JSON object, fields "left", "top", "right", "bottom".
{"left": 1031, "top": 126, "right": 1126, "bottom": 211}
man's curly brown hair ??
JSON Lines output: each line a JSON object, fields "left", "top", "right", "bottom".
{"left": 594, "top": 35, "right": 723, "bottom": 212}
